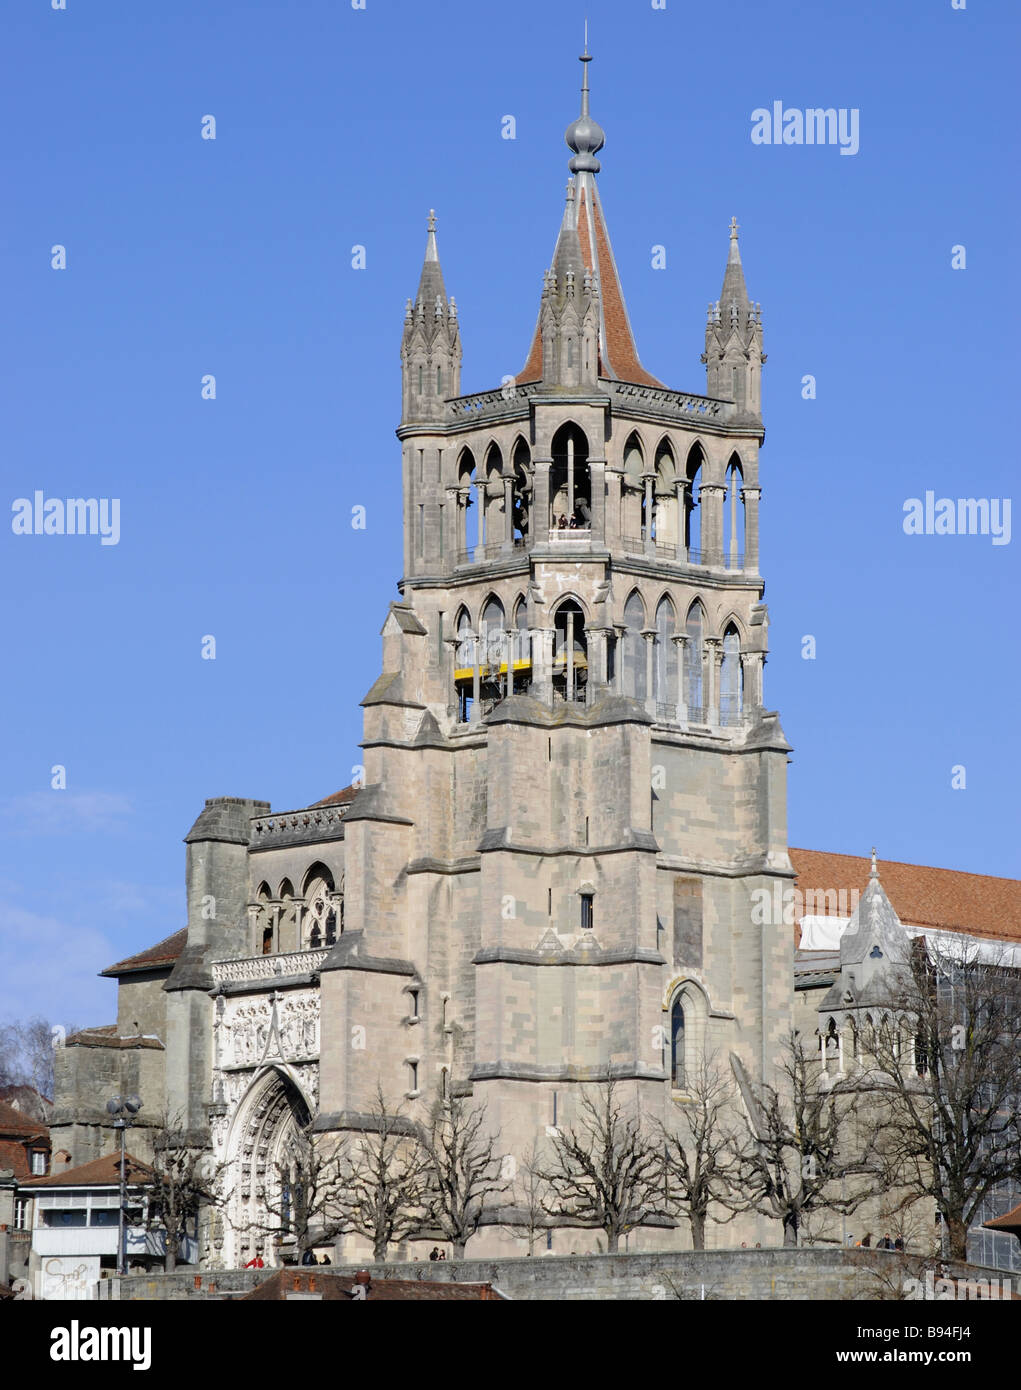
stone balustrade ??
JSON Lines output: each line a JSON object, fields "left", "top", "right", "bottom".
{"left": 212, "top": 949, "right": 330, "bottom": 986}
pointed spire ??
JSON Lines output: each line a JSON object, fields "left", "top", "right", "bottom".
{"left": 565, "top": 27, "right": 605, "bottom": 174}
{"left": 517, "top": 42, "right": 662, "bottom": 388}
{"left": 719, "top": 215, "right": 752, "bottom": 316}
{"left": 414, "top": 207, "right": 446, "bottom": 308}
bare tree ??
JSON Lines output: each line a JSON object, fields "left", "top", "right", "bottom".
{"left": 866, "top": 937, "right": 1021, "bottom": 1261}
{"left": 144, "top": 1113, "right": 226, "bottom": 1272}
{"left": 333, "top": 1085, "right": 431, "bottom": 1261}
{"left": 727, "top": 1033, "right": 878, "bottom": 1246}
{"left": 422, "top": 1090, "right": 507, "bottom": 1258}
{"left": 505, "top": 1140, "right": 550, "bottom": 1256}
{"left": 0, "top": 1016, "right": 78, "bottom": 1101}
{"left": 659, "top": 1052, "right": 743, "bottom": 1250}
{"left": 238, "top": 1122, "right": 347, "bottom": 1265}
{"left": 538, "top": 1072, "right": 667, "bottom": 1253}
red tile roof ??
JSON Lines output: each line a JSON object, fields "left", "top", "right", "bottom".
{"left": 21, "top": 1151, "right": 153, "bottom": 1189}
{"left": 0, "top": 1099, "right": 48, "bottom": 1139}
{"left": 791, "top": 848, "right": 1021, "bottom": 947}
{"left": 983, "top": 1201, "right": 1021, "bottom": 1237}
{"left": 518, "top": 178, "right": 663, "bottom": 388}
{"left": 312, "top": 785, "right": 359, "bottom": 808}
{"left": 101, "top": 928, "right": 188, "bottom": 978}
{"left": 240, "top": 1269, "right": 500, "bottom": 1301}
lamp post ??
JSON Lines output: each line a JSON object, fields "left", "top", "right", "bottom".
{"left": 106, "top": 1095, "right": 142, "bottom": 1276}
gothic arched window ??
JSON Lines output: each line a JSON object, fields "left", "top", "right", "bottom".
{"left": 684, "top": 444, "right": 705, "bottom": 559}
{"left": 622, "top": 591, "right": 646, "bottom": 701}
{"left": 671, "top": 996, "right": 686, "bottom": 1089}
{"left": 654, "top": 595, "right": 677, "bottom": 707}
{"left": 685, "top": 602, "right": 705, "bottom": 718}
{"left": 724, "top": 456, "right": 745, "bottom": 570}
{"left": 720, "top": 624, "right": 743, "bottom": 725}
{"left": 302, "top": 866, "right": 336, "bottom": 951}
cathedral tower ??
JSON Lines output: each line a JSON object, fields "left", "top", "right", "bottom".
{"left": 314, "top": 45, "right": 795, "bottom": 1249}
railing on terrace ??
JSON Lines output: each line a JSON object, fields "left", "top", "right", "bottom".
{"left": 455, "top": 537, "right": 527, "bottom": 566}
{"left": 445, "top": 380, "right": 733, "bottom": 426}
{"left": 548, "top": 527, "right": 592, "bottom": 543}
{"left": 250, "top": 805, "right": 349, "bottom": 843}
{"left": 212, "top": 949, "right": 330, "bottom": 986}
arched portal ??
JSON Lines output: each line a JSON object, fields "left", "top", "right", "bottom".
{"left": 223, "top": 1068, "right": 313, "bottom": 1268}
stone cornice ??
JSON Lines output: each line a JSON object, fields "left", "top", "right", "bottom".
{"left": 474, "top": 944, "right": 665, "bottom": 968}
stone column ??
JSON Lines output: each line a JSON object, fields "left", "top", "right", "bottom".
{"left": 588, "top": 626, "right": 608, "bottom": 692}
{"left": 534, "top": 626, "right": 555, "bottom": 704}
{"left": 612, "top": 624, "right": 626, "bottom": 693}
{"left": 293, "top": 902, "right": 304, "bottom": 953}
{"left": 675, "top": 479, "right": 689, "bottom": 562}
{"left": 589, "top": 455, "right": 606, "bottom": 543}
{"left": 705, "top": 637, "right": 722, "bottom": 725}
{"left": 742, "top": 486, "right": 761, "bottom": 573}
{"left": 502, "top": 474, "right": 514, "bottom": 553}
{"left": 457, "top": 487, "right": 470, "bottom": 560}
{"left": 444, "top": 636, "right": 461, "bottom": 719}
{"left": 604, "top": 469, "right": 622, "bottom": 550}
{"left": 700, "top": 483, "right": 726, "bottom": 567}
{"left": 533, "top": 455, "right": 552, "bottom": 540}
{"left": 672, "top": 633, "right": 688, "bottom": 724}
{"left": 565, "top": 609, "right": 575, "bottom": 702}
{"left": 566, "top": 436, "right": 575, "bottom": 522}
{"left": 743, "top": 651, "right": 764, "bottom": 711}
{"left": 642, "top": 628, "right": 657, "bottom": 713}
{"left": 470, "top": 629, "right": 482, "bottom": 724}
{"left": 642, "top": 472, "right": 656, "bottom": 556}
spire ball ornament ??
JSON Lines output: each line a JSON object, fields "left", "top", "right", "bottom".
{"left": 565, "top": 38, "right": 604, "bottom": 174}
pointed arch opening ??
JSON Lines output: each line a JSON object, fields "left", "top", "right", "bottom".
{"left": 552, "top": 598, "right": 587, "bottom": 704}
{"left": 671, "top": 995, "right": 686, "bottom": 1089}
{"left": 684, "top": 443, "right": 706, "bottom": 561}
{"left": 550, "top": 423, "right": 590, "bottom": 532}
{"left": 511, "top": 437, "right": 531, "bottom": 545}
{"left": 723, "top": 454, "right": 745, "bottom": 570}
{"left": 653, "top": 439, "right": 677, "bottom": 549}
{"left": 720, "top": 623, "right": 743, "bottom": 726}
{"left": 302, "top": 863, "right": 338, "bottom": 948}
{"left": 653, "top": 594, "right": 678, "bottom": 712}
{"left": 622, "top": 590, "right": 647, "bottom": 701}
{"left": 457, "top": 447, "right": 480, "bottom": 559}
{"left": 684, "top": 602, "right": 705, "bottom": 720}
{"left": 226, "top": 1068, "right": 314, "bottom": 1268}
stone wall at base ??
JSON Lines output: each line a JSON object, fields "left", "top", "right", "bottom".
{"left": 97, "top": 1248, "right": 1007, "bottom": 1302}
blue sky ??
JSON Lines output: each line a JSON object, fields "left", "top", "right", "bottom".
{"left": 2, "top": 0, "right": 1018, "bottom": 1028}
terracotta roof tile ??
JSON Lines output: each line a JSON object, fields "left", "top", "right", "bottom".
{"left": 790, "top": 848, "right": 1021, "bottom": 947}
{"left": 21, "top": 1150, "right": 153, "bottom": 1189}
{"left": 518, "top": 178, "right": 663, "bottom": 388}
{"left": 983, "top": 1201, "right": 1021, "bottom": 1236}
{"left": 312, "top": 785, "right": 359, "bottom": 808}
{"left": 101, "top": 928, "right": 187, "bottom": 978}
{"left": 0, "top": 1099, "right": 49, "bottom": 1140}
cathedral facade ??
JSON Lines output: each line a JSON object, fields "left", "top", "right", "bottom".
{"left": 57, "top": 55, "right": 985, "bottom": 1266}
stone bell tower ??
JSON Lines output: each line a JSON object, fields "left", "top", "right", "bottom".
{"left": 316, "top": 44, "right": 795, "bottom": 1251}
